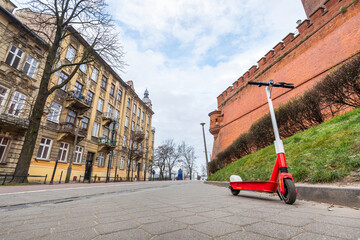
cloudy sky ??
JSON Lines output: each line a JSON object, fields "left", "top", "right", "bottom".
{"left": 14, "top": 0, "right": 307, "bottom": 173}
{"left": 104, "top": 0, "right": 306, "bottom": 172}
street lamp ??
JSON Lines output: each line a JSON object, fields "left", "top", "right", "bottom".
{"left": 200, "top": 123, "right": 209, "bottom": 177}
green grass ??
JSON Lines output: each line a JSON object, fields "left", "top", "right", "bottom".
{"left": 207, "top": 108, "right": 360, "bottom": 183}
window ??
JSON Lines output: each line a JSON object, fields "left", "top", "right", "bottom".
{"left": 91, "top": 68, "right": 99, "bottom": 82}
{"left": 103, "top": 127, "right": 109, "bottom": 138}
{"left": 110, "top": 84, "right": 115, "bottom": 96}
{"left": 0, "top": 137, "right": 10, "bottom": 163}
{"left": 127, "top": 98, "right": 130, "bottom": 108}
{"left": 133, "top": 104, "right": 137, "bottom": 114}
{"left": 106, "top": 104, "right": 113, "bottom": 115}
{"left": 87, "top": 91, "right": 94, "bottom": 104}
{"left": 92, "top": 122, "right": 100, "bottom": 137}
{"left": 142, "top": 111, "right": 145, "bottom": 121}
{"left": 132, "top": 160, "right": 136, "bottom": 171}
{"left": 131, "top": 121, "right": 135, "bottom": 131}
{"left": 136, "top": 125, "right": 139, "bottom": 132}
{"left": 147, "top": 116, "right": 150, "bottom": 125}
{"left": 141, "top": 127, "right": 143, "bottom": 132}
{"left": 97, "top": 98, "right": 104, "bottom": 112}
{"left": 125, "top": 116, "right": 129, "bottom": 128}
{"left": 74, "top": 146, "right": 83, "bottom": 164}
{"left": 48, "top": 102, "right": 62, "bottom": 123}
{"left": 23, "top": 56, "right": 38, "bottom": 77}
{"left": 66, "top": 110, "right": 76, "bottom": 124}
{"left": 101, "top": 76, "right": 107, "bottom": 89}
{"left": 98, "top": 152, "right": 105, "bottom": 167}
{"left": 8, "top": 92, "right": 26, "bottom": 117}
{"left": 57, "top": 142, "right": 69, "bottom": 162}
{"left": 114, "top": 110, "right": 120, "bottom": 121}
{"left": 79, "top": 64, "right": 87, "bottom": 73}
{"left": 58, "top": 72, "right": 68, "bottom": 91}
{"left": 81, "top": 117, "right": 89, "bottom": 130}
{"left": 37, "top": 138, "right": 52, "bottom": 160}
{"left": 5, "top": 46, "right": 23, "bottom": 69}
{"left": 120, "top": 157, "right": 125, "bottom": 169}
{"left": 138, "top": 108, "right": 141, "bottom": 117}
{"left": 146, "top": 131, "right": 149, "bottom": 140}
{"left": 0, "top": 85, "right": 9, "bottom": 111}
{"left": 129, "top": 140, "right": 133, "bottom": 150}
{"left": 122, "top": 136, "right": 127, "bottom": 147}
{"left": 73, "top": 81, "right": 83, "bottom": 93}
{"left": 65, "top": 45, "right": 76, "bottom": 62}
{"left": 117, "top": 90, "right": 122, "bottom": 101}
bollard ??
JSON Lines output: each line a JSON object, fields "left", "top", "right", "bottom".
{"left": 93, "top": 175, "right": 96, "bottom": 183}
{"left": 59, "top": 171, "right": 63, "bottom": 184}
{"left": 79, "top": 175, "right": 81, "bottom": 183}
{"left": 44, "top": 174, "right": 47, "bottom": 184}
{"left": 2, "top": 173, "right": 7, "bottom": 185}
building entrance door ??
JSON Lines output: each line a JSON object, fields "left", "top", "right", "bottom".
{"left": 137, "top": 163, "right": 140, "bottom": 181}
{"left": 84, "top": 152, "right": 94, "bottom": 182}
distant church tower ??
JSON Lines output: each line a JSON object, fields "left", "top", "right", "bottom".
{"left": 142, "top": 89, "right": 152, "bottom": 109}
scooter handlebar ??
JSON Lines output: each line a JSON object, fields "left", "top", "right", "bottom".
{"left": 248, "top": 81, "right": 294, "bottom": 89}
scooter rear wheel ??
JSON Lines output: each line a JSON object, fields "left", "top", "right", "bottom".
{"left": 230, "top": 187, "right": 240, "bottom": 196}
{"left": 282, "top": 179, "right": 296, "bottom": 204}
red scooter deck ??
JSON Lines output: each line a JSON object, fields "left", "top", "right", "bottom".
{"left": 230, "top": 181, "right": 279, "bottom": 193}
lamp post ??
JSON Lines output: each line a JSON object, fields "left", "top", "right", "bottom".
{"left": 200, "top": 123, "right": 209, "bottom": 177}
{"left": 106, "top": 121, "right": 118, "bottom": 182}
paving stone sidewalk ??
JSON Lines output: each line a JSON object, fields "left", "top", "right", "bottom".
{"left": 0, "top": 181, "right": 359, "bottom": 240}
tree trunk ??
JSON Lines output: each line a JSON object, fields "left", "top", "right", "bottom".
{"left": 11, "top": 79, "right": 50, "bottom": 182}
{"left": 168, "top": 167, "right": 172, "bottom": 180}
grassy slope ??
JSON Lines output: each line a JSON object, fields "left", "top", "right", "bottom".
{"left": 207, "top": 108, "right": 360, "bottom": 183}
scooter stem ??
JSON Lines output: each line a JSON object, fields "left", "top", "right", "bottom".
{"left": 265, "top": 84, "right": 285, "bottom": 154}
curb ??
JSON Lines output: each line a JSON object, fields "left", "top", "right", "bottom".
{"left": 204, "top": 181, "right": 360, "bottom": 208}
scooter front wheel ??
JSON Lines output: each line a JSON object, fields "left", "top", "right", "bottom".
{"left": 230, "top": 187, "right": 240, "bottom": 196}
{"left": 282, "top": 179, "right": 296, "bottom": 204}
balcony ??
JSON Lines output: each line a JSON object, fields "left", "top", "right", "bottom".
{"left": 57, "top": 122, "right": 87, "bottom": 143}
{"left": 132, "top": 131, "right": 145, "bottom": 143}
{"left": 64, "top": 91, "right": 91, "bottom": 114}
{"left": 98, "top": 136, "right": 117, "bottom": 152}
{"left": 102, "top": 111, "right": 117, "bottom": 126}
{"left": 0, "top": 113, "right": 29, "bottom": 133}
{"left": 132, "top": 150, "right": 143, "bottom": 160}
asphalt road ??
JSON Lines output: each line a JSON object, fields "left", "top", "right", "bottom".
{"left": 0, "top": 181, "right": 359, "bottom": 239}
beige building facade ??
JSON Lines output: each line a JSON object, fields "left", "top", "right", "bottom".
{"left": 0, "top": 1, "right": 155, "bottom": 182}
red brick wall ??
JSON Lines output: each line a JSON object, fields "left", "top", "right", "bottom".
{"left": 209, "top": 0, "right": 360, "bottom": 160}
{"left": 301, "top": 0, "right": 325, "bottom": 18}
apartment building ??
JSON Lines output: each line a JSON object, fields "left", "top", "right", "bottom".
{"left": 0, "top": 1, "right": 155, "bottom": 182}
{"left": 0, "top": 1, "right": 48, "bottom": 175}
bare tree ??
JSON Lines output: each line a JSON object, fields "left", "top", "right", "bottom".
{"left": 153, "top": 145, "right": 166, "bottom": 180}
{"left": 179, "top": 142, "right": 197, "bottom": 180}
{"left": 153, "top": 139, "right": 180, "bottom": 180}
{"left": 11, "top": 0, "right": 125, "bottom": 182}
{"left": 163, "top": 139, "right": 181, "bottom": 180}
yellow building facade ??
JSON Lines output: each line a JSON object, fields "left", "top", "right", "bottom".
{"left": 0, "top": 1, "right": 155, "bottom": 183}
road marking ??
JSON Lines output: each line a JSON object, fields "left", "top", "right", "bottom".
{"left": 0, "top": 182, "right": 148, "bottom": 196}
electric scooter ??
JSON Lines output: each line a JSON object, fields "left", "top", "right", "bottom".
{"left": 229, "top": 80, "right": 297, "bottom": 204}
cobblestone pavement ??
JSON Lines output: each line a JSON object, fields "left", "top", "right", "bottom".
{"left": 0, "top": 181, "right": 359, "bottom": 240}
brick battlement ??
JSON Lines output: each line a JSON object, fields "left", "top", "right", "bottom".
{"left": 217, "top": 0, "right": 355, "bottom": 108}
{"left": 210, "top": 0, "right": 360, "bottom": 160}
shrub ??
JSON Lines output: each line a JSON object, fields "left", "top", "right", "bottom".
{"left": 316, "top": 55, "right": 360, "bottom": 110}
